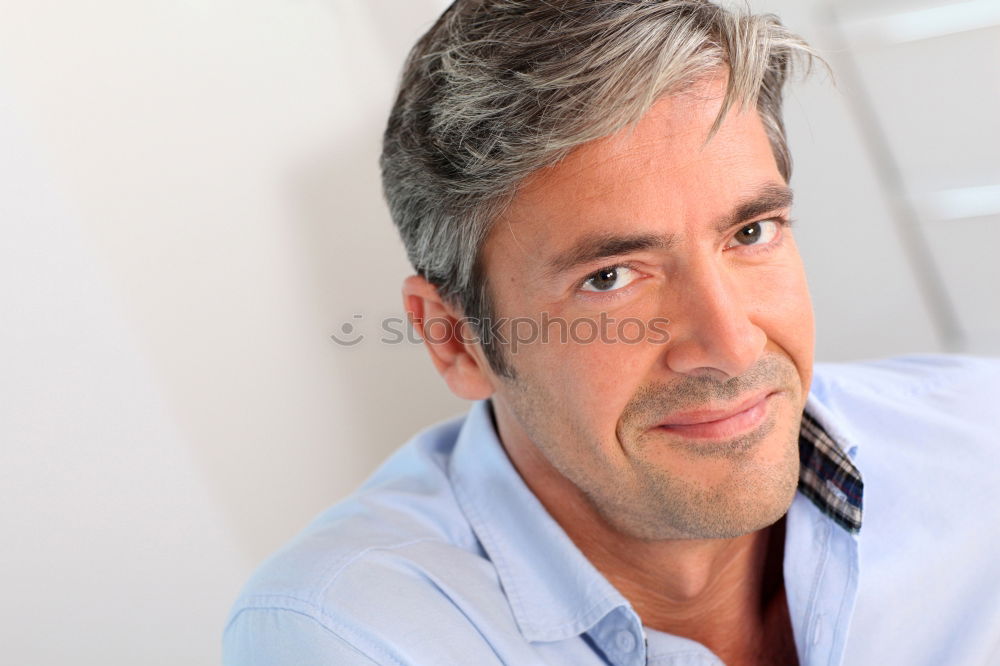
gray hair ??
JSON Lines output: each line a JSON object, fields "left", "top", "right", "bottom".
{"left": 381, "top": 0, "right": 818, "bottom": 378}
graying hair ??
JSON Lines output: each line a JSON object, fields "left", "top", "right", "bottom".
{"left": 381, "top": 0, "right": 818, "bottom": 378}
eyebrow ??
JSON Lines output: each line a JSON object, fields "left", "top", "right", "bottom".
{"left": 716, "top": 184, "right": 794, "bottom": 234}
{"left": 542, "top": 183, "right": 794, "bottom": 279}
{"left": 542, "top": 231, "right": 677, "bottom": 279}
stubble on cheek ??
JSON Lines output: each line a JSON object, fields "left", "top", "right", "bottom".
{"left": 498, "top": 361, "right": 637, "bottom": 508}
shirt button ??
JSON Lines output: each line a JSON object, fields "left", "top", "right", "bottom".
{"left": 615, "top": 630, "right": 637, "bottom": 653}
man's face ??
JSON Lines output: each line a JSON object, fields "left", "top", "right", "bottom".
{"left": 479, "top": 78, "right": 814, "bottom": 541}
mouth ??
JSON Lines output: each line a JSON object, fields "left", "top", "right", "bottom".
{"left": 653, "top": 390, "right": 779, "bottom": 440}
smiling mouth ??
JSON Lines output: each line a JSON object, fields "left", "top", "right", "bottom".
{"left": 654, "top": 390, "right": 779, "bottom": 440}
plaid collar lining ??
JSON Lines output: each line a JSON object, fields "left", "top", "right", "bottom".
{"left": 798, "top": 410, "right": 864, "bottom": 534}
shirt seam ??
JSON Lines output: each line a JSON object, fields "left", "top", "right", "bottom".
{"left": 310, "top": 536, "right": 449, "bottom": 603}
{"left": 226, "top": 599, "right": 400, "bottom": 665}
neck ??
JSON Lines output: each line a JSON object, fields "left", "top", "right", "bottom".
{"left": 562, "top": 487, "right": 785, "bottom": 636}
{"left": 563, "top": 494, "right": 790, "bottom": 664}
{"left": 490, "top": 399, "right": 793, "bottom": 663}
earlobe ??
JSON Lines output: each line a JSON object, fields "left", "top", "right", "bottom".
{"left": 402, "top": 275, "right": 495, "bottom": 401}
{"left": 444, "top": 351, "right": 494, "bottom": 401}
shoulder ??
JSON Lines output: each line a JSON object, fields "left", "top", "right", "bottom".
{"left": 809, "top": 355, "right": 1000, "bottom": 543}
{"left": 234, "top": 412, "right": 474, "bottom": 597}
{"left": 810, "top": 353, "right": 1000, "bottom": 429}
{"left": 817, "top": 357, "right": 1000, "bottom": 656}
{"left": 808, "top": 354, "right": 1000, "bottom": 456}
{"left": 223, "top": 411, "right": 517, "bottom": 664}
{"left": 811, "top": 352, "right": 1000, "bottom": 394}
{"left": 807, "top": 355, "right": 1000, "bottom": 527}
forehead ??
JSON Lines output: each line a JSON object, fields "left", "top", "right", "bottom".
{"left": 532, "top": 96, "right": 772, "bottom": 219}
{"left": 487, "top": 81, "right": 784, "bottom": 263}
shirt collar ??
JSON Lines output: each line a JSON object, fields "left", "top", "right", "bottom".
{"left": 799, "top": 392, "right": 865, "bottom": 534}
{"left": 448, "top": 394, "right": 865, "bottom": 644}
{"left": 449, "top": 400, "right": 632, "bottom": 643}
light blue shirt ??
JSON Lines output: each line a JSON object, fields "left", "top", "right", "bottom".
{"left": 224, "top": 355, "right": 1000, "bottom": 665}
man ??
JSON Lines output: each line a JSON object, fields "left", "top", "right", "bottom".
{"left": 224, "top": 1, "right": 1000, "bottom": 664}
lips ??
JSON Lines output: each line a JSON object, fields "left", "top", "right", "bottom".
{"left": 654, "top": 390, "right": 777, "bottom": 440}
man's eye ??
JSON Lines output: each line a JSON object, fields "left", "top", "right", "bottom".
{"left": 581, "top": 265, "right": 639, "bottom": 292}
{"left": 727, "top": 219, "right": 781, "bottom": 248}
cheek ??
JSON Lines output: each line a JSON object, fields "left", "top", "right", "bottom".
{"left": 751, "top": 249, "right": 815, "bottom": 391}
{"left": 761, "top": 262, "right": 812, "bottom": 328}
{"left": 514, "top": 320, "right": 655, "bottom": 449}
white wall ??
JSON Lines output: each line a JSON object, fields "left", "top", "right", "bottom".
{"left": 0, "top": 2, "right": 464, "bottom": 664}
{"left": 0, "top": 1, "right": 991, "bottom": 664}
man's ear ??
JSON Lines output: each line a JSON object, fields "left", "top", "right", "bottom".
{"left": 402, "top": 275, "right": 495, "bottom": 401}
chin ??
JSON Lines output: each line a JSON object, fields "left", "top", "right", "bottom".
{"left": 611, "top": 424, "right": 801, "bottom": 541}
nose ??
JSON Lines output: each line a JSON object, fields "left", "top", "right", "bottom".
{"left": 662, "top": 258, "right": 767, "bottom": 381}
